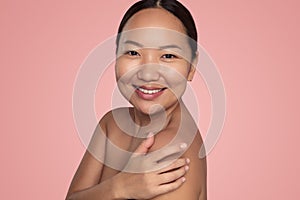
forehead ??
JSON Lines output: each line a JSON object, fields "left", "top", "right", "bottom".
{"left": 123, "top": 8, "right": 187, "bottom": 35}
{"left": 119, "top": 28, "right": 191, "bottom": 52}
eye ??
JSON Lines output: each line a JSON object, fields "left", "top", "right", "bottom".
{"left": 162, "top": 54, "right": 177, "bottom": 59}
{"left": 125, "top": 50, "right": 140, "bottom": 56}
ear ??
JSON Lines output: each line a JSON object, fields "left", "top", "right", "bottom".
{"left": 187, "top": 51, "right": 199, "bottom": 81}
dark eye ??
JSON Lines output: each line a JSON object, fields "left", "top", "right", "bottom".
{"left": 162, "top": 54, "right": 177, "bottom": 59}
{"left": 126, "top": 50, "right": 140, "bottom": 56}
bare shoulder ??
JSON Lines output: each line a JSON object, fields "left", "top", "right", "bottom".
{"left": 98, "top": 107, "right": 125, "bottom": 129}
{"left": 149, "top": 116, "right": 207, "bottom": 200}
{"left": 150, "top": 129, "right": 207, "bottom": 200}
{"left": 66, "top": 109, "right": 118, "bottom": 197}
{"left": 181, "top": 130, "right": 207, "bottom": 200}
{"left": 73, "top": 107, "right": 132, "bottom": 173}
{"left": 100, "top": 107, "right": 134, "bottom": 148}
{"left": 67, "top": 108, "right": 135, "bottom": 198}
{"left": 99, "top": 107, "right": 134, "bottom": 132}
{"left": 99, "top": 107, "right": 137, "bottom": 173}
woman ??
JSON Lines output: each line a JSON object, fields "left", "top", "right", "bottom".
{"left": 66, "top": 0, "right": 207, "bottom": 199}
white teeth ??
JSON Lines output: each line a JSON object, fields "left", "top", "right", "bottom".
{"left": 137, "top": 87, "right": 162, "bottom": 94}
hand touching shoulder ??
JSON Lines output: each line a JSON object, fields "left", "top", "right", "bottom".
{"left": 149, "top": 130, "right": 207, "bottom": 200}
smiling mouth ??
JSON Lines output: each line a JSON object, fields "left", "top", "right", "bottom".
{"left": 133, "top": 85, "right": 167, "bottom": 95}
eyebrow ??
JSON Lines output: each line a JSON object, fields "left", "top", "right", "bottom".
{"left": 123, "top": 40, "right": 182, "bottom": 50}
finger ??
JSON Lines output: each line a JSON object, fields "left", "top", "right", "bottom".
{"left": 157, "top": 158, "right": 188, "bottom": 174}
{"left": 156, "top": 176, "right": 186, "bottom": 194}
{"left": 133, "top": 133, "right": 154, "bottom": 155}
{"left": 158, "top": 165, "right": 188, "bottom": 185}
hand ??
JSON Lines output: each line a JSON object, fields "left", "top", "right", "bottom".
{"left": 114, "top": 134, "right": 190, "bottom": 199}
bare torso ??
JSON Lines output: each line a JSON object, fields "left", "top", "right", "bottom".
{"left": 97, "top": 105, "right": 205, "bottom": 199}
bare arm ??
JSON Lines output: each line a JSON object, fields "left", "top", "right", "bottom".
{"left": 66, "top": 121, "right": 190, "bottom": 200}
{"left": 66, "top": 121, "right": 120, "bottom": 199}
{"left": 66, "top": 151, "right": 121, "bottom": 200}
{"left": 148, "top": 128, "right": 207, "bottom": 200}
{"left": 150, "top": 149, "right": 207, "bottom": 200}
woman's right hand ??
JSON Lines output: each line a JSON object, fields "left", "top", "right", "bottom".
{"left": 112, "top": 134, "right": 190, "bottom": 200}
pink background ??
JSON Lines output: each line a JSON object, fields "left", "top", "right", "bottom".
{"left": 1, "top": 0, "right": 299, "bottom": 199}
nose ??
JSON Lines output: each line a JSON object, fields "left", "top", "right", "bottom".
{"left": 137, "top": 52, "right": 160, "bottom": 82}
{"left": 137, "top": 64, "right": 161, "bottom": 82}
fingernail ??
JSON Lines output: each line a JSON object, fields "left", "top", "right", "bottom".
{"left": 186, "top": 158, "right": 190, "bottom": 164}
{"left": 185, "top": 165, "right": 189, "bottom": 171}
{"left": 147, "top": 132, "right": 154, "bottom": 138}
{"left": 180, "top": 143, "right": 187, "bottom": 149}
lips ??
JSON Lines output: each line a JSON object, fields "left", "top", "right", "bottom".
{"left": 133, "top": 85, "right": 166, "bottom": 100}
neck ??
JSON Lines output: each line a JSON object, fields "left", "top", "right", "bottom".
{"left": 132, "top": 99, "right": 183, "bottom": 135}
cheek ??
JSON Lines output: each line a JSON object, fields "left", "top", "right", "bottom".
{"left": 115, "top": 60, "right": 126, "bottom": 80}
{"left": 115, "top": 64, "right": 138, "bottom": 87}
{"left": 115, "top": 58, "right": 140, "bottom": 80}
{"left": 161, "top": 65, "right": 189, "bottom": 97}
{"left": 162, "top": 64, "right": 190, "bottom": 85}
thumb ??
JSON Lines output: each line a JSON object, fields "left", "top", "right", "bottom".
{"left": 134, "top": 132, "right": 154, "bottom": 155}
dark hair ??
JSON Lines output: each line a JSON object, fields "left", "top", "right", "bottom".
{"left": 116, "top": 0, "right": 198, "bottom": 59}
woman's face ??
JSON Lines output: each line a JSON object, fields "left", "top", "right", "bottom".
{"left": 115, "top": 8, "right": 196, "bottom": 115}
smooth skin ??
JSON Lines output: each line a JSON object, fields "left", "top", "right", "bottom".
{"left": 66, "top": 8, "right": 206, "bottom": 200}
{"left": 66, "top": 117, "right": 192, "bottom": 200}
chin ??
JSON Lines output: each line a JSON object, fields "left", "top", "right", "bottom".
{"left": 134, "top": 102, "right": 166, "bottom": 116}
